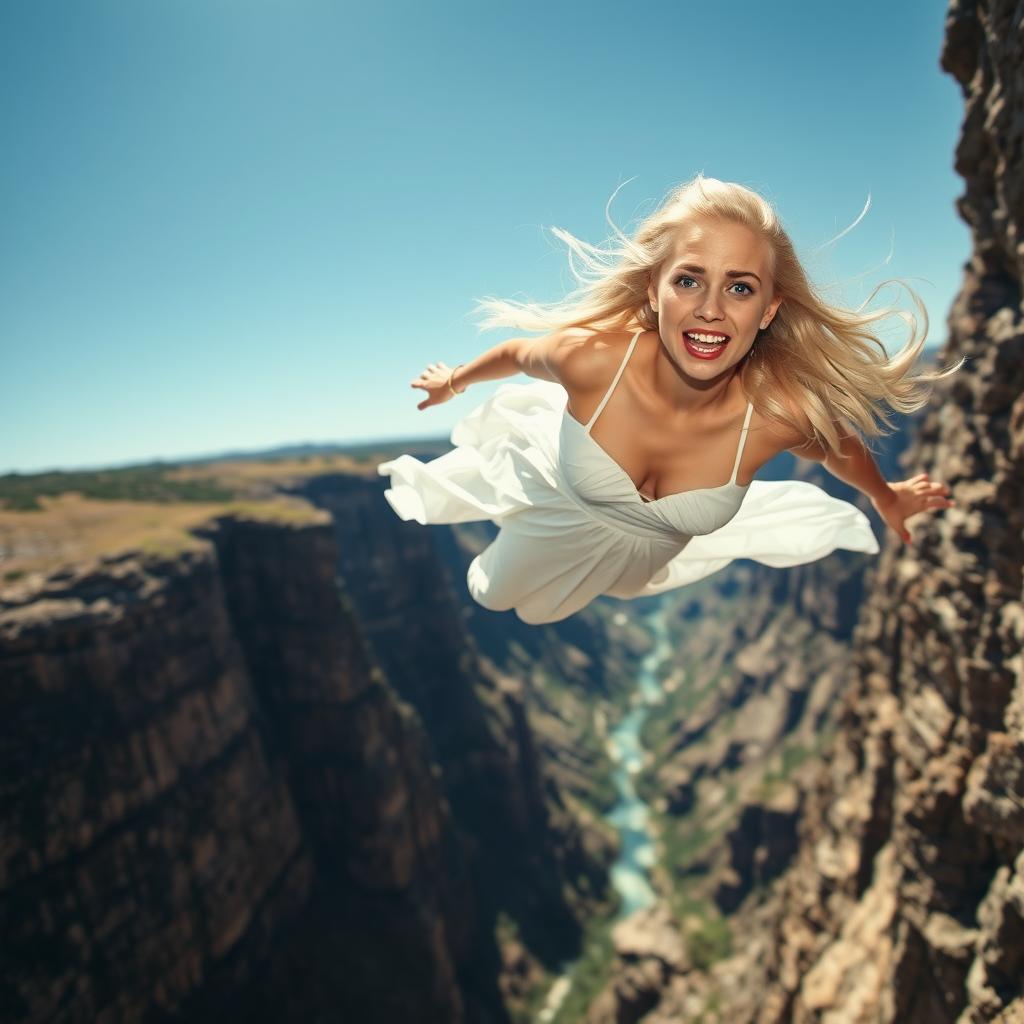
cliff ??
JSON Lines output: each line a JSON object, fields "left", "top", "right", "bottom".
{"left": 288, "top": 472, "right": 623, "bottom": 974}
{"left": 581, "top": 474, "right": 886, "bottom": 1021}
{"left": 574, "top": 3, "right": 1024, "bottom": 1019}
{"left": 0, "top": 490, "right": 619, "bottom": 1022}
{"left": 711, "top": 1, "right": 1024, "bottom": 1020}
{"left": 0, "top": 512, "right": 477, "bottom": 1021}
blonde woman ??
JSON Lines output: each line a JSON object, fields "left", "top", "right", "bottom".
{"left": 378, "top": 175, "right": 962, "bottom": 625}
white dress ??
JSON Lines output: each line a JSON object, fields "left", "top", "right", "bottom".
{"left": 377, "top": 329, "right": 880, "bottom": 624}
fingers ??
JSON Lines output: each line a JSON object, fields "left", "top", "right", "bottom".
{"left": 895, "top": 476, "right": 958, "bottom": 545}
{"left": 911, "top": 474, "right": 950, "bottom": 492}
{"left": 910, "top": 478, "right": 955, "bottom": 500}
{"left": 908, "top": 494, "right": 954, "bottom": 514}
{"left": 407, "top": 359, "right": 453, "bottom": 409}
{"left": 409, "top": 363, "right": 449, "bottom": 385}
{"left": 893, "top": 519, "right": 912, "bottom": 544}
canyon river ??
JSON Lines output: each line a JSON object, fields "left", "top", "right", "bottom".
{"left": 537, "top": 603, "right": 669, "bottom": 1022}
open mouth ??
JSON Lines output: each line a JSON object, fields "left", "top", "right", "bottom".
{"left": 683, "top": 331, "right": 730, "bottom": 358}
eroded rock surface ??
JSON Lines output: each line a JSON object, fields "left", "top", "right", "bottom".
{"left": 714, "top": 1, "right": 1024, "bottom": 1020}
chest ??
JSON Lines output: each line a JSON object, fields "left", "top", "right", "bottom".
{"left": 557, "top": 410, "right": 751, "bottom": 537}
{"left": 564, "top": 395, "right": 757, "bottom": 499}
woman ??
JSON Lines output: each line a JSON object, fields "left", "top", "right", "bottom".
{"left": 377, "top": 175, "right": 962, "bottom": 624}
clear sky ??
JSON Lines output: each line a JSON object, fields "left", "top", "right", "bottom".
{"left": 1, "top": 1, "right": 968, "bottom": 474}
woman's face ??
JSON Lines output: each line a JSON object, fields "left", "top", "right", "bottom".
{"left": 647, "top": 217, "right": 783, "bottom": 379}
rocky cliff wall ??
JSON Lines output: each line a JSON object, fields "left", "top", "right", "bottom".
{"left": 0, "top": 513, "right": 480, "bottom": 1022}
{"left": 0, "top": 463, "right": 625, "bottom": 1022}
{"left": 291, "top": 473, "right": 621, "bottom": 974}
{"left": 711, "top": 1, "right": 1024, "bottom": 1020}
{"left": 581, "top": 477, "right": 886, "bottom": 1021}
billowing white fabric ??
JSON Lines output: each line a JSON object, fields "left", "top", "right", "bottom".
{"left": 377, "top": 341, "right": 879, "bottom": 624}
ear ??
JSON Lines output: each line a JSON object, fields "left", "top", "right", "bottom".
{"left": 647, "top": 275, "right": 658, "bottom": 309}
{"left": 765, "top": 294, "right": 784, "bottom": 322}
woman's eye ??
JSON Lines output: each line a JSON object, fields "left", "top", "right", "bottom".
{"left": 674, "top": 275, "right": 754, "bottom": 296}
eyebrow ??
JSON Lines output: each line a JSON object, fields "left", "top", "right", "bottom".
{"left": 671, "top": 263, "right": 762, "bottom": 285}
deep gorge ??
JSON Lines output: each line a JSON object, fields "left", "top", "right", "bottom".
{"left": 2, "top": 1, "right": 1023, "bottom": 1020}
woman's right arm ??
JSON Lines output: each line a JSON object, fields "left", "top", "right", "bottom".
{"left": 411, "top": 328, "right": 592, "bottom": 410}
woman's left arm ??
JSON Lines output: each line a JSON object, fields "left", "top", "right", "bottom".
{"left": 790, "top": 430, "right": 956, "bottom": 545}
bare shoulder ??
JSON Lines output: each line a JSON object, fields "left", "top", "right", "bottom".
{"left": 514, "top": 326, "right": 637, "bottom": 391}
{"left": 750, "top": 390, "right": 828, "bottom": 463}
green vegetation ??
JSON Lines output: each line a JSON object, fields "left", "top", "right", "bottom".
{"left": 697, "top": 988, "right": 723, "bottom": 1022}
{"left": 636, "top": 648, "right": 744, "bottom": 978}
{"left": 218, "top": 499, "right": 324, "bottom": 525}
{"left": 573, "top": 714, "right": 618, "bottom": 816}
{"left": 337, "top": 437, "right": 449, "bottom": 462}
{"left": 0, "top": 465, "right": 239, "bottom": 511}
{"left": 654, "top": 813, "right": 735, "bottom": 972}
{"left": 781, "top": 741, "right": 811, "bottom": 775}
{"left": 687, "top": 910, "right": 732, "bottom": 971}
{"left": 539, "top": 905, "right": 620, "bottom": 1024}
{"left": 641, "top": 659, "right": 732, "bottom": 759}
{"left": 580, "top": 763, "right": 618, "bottom": 818}
{"left": 752, "top": 719, "right": 838, "bottom": 803}
{"left": 664, "top": 819, "right": 715, "bottom": 868}
{"left": 760, "top": 749, "right": 815, "bottom": 799}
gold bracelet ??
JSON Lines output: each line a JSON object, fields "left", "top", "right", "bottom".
{"left": 447, "top": 364, "right": 466, "bottom": 396}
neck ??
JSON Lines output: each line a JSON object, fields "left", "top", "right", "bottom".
{"left": 651, "top": 331, "right": 739, "bottom": 414}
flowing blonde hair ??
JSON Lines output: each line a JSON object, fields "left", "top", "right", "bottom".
{"left": 469, "top": 173, "right": 964, "bottom": 458}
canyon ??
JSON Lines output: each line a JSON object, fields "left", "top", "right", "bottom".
{"left": 2, "top": 1, "right": 1023, "bottom": 1021}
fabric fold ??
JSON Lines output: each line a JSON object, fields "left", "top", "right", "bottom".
{"left": 376, "top": 378, "right": 879, "bottom": 623}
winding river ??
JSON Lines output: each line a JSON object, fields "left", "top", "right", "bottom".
{"left": 604, "top": 604, "right": 669, "bottom": 918}
{"left": 536, "top": 603, "right": 668, "bottom": 1022}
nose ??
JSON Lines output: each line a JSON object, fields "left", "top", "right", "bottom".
{"left": 695, "top": 293, "right": 724, "bottom": 321}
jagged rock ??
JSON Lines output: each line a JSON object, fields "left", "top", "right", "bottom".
{"left": 611, "top": 904, "right": 691, "bottom": 972}
{"left": 292, "top": 472, "right": 621, "bottom": 968}
{"left": 645, "top": 550, "right": 874, "bottom": 921}
{"left": 714, "top": 786, "right": 802, "bottom": 912}
{"left": 0, "top": 518, "right": 472, "bottom": 1022}
{"left": 0, "top": 492, "right": 623, "bottom": 1023}
{"left": 963, "top": 732, "right": 1024, "bottom": 844}
{"left": 711, "top": 1, "right": 1024, "bottom": 1020}
{"left": 584, "top": 905, "right": 692, "bottom": 1024}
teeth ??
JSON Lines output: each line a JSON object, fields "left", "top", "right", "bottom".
{"left": 686, "top": 332, "right": 728, "bottom": 344}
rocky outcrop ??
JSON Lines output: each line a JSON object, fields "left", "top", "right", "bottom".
{"left": 290, "top": 473, "right": 620, "bottom": 970}
{"left": 0, "top": 514, "right": 473, "bottom": 1022}
{"left": 710, "top": 1, "right": 1024, "bottom": 1020}
{"left": 575, "top": 452, "right": 891, "bottom": 1021}
{"left": 642, "top": 518, "right": 881, "bottom": 906}
{"left": 583, "top": 905, "right": 710, "bottom": 1024}
{"left": 0, "top": 493, "right": 619, "bottom": 1022}
{"left": 714, "top": 785, "right": 802, "bottom": 913}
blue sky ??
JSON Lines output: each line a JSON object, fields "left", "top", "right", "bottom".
{"left": 1, "top": 1, "right": 967, "bottom": 474}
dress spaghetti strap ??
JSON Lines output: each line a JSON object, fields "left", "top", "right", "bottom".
{"left": 585, "top": 330, "right": 642, "bottom": 433}
{"left": 729, "top": 401, "right": 754, "bottom": 484}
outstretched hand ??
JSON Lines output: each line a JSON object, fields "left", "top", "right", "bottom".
{"left": 871, "top": 472, "right": 955, "bottom": 544}
{"left": 409, "top": 362, "right": 457, "bottom": 411}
